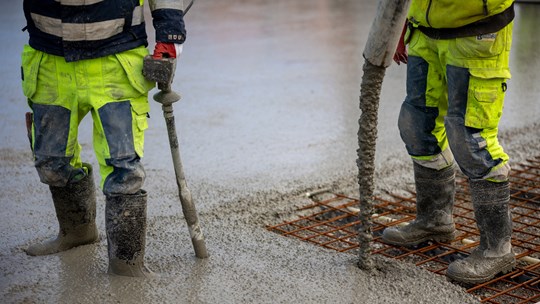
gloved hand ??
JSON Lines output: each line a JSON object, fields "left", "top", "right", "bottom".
{"left": 393, "top": 23, "right": 408, "bottom": 65}
{"left": 152, "top": 42, "right": 183, "bottom": 59}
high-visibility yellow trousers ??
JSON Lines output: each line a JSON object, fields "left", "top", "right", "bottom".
{"left": 21, "top": 45, "right": 154, "bottom": 194}
{"left": 399, "top": 22, "right": 513, "bottom": 182}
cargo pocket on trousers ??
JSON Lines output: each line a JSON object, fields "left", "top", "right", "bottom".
{"left": 115, "top": 46, "right": 155, "bottom": 95}
{"left": 131, "top": 100, "right": 150, "bottom": 158}
{"left": 464, "top": 75, "right": 506, "bottom": 130}
{"left": 21, "top": 45, "right": 44, "bottom": 100}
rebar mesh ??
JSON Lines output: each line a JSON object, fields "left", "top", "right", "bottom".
{"left": 267, "top": 157, "right": 540, "bottom": 304}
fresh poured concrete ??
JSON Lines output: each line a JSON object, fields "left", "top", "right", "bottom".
{"left": 1, "top": 1, "right": 539, "bottom": 303}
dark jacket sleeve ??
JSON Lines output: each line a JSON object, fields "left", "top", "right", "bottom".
{"left": 152, "top": 8, "right": 186, "bottom": 44}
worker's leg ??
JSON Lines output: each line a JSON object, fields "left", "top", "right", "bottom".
{"left": 445, "top": 23, "right": 515, "bottom": 284}
{"left": 21, "top": 45, "right": 98, "bottom": 255}
{"left": 88, "top": 46, "right": 155, "bottom": 277}
{"left": 382, "top": 31, "right": 456, "bottom": 246}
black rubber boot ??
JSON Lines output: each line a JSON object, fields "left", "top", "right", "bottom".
{"left": 26, "top": 163, "right": 99, "bottom": 256}
{"left": 446, "top": 180, "right": 515, "bottom": 284}
{"left": 105, "top": 190, "right": 154, "bottom": 277}
{"left": 381, "top": 163, "right": 456, "bottom": 246}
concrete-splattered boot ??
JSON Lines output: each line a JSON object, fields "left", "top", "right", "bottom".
{"left": 381, "top": 163, "right": 456, "bottom": 246}
{"left": 26, "top": 164, "right": 99, "bottom": 256}
{"left": 446, "top": 180, "right": 515, "bottom": 284}
{"left": 106, "top": 190, "right": 154, "bottom": 277}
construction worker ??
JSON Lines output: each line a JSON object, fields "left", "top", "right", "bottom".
{"left": 21, "top": 0, "right": 186, "bottom": 277}
{"left": 381, "top": 0, "right": 516, "bottom": 284}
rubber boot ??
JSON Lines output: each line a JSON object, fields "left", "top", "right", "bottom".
{"left": 105, "top": 190, "right": 154, "bottom": 277}
{"left": 446, "top": 180, "right": 515, "bottom": 284}
{"left": 26, "top": 164, "right": 99, "bottom": 256}
{"left": 381, "top": 163, "right": 456, "bottom": 246}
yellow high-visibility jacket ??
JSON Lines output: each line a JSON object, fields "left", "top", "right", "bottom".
{"left": 408, "top": 0, "right": 514, "bottom": 28}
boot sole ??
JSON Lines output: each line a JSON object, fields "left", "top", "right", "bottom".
{"left": 446, "top": 259, "right": 516, "bottom": 285}
{"left": 381, "top": 231, "right": 456, "bottom": 247}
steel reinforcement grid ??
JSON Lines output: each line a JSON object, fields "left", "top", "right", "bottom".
{"left": 267, "top": 157, "right": 540, "bottom": 304}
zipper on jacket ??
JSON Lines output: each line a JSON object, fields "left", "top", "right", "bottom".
{"left": 483, "top": 0, "right": 488, "bottom": 15}
{"left": 426, "top": 0, "right": 433, "bottom": 27}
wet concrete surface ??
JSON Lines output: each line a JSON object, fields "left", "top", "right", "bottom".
{"left": 1, "top": 1, "right": 539, "bottom": 303}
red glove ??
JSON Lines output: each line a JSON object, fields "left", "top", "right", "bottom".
{"left": 152, "top": 42, "right": 183, "bottom": 59}
{"left": 393, "top": 23, "right": 408, "bottom": 65}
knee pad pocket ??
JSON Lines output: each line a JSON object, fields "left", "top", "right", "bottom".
{"left": 33, "top": 104, "right": 71, "bottom": 157}
{"left": 35, "top": 155, "right": 84, "bottom": 187}
{"left": 103, "top": 156, "right": 145, "bottom": 195}
{"left": 398, "top": 102, "right": 441, "bottom": 156}
{"left": 99, "top": 101, "right": 135, "bottom": 158}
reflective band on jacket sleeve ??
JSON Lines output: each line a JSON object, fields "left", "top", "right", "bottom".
{"left": 132, "top": 6, "right": 144, "bottom": 26}
{"left": 149, "top": 0, "right": 183, "bottom": 11}
{"left": 30, "top": 6, "right": 144, "bottom": 42}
